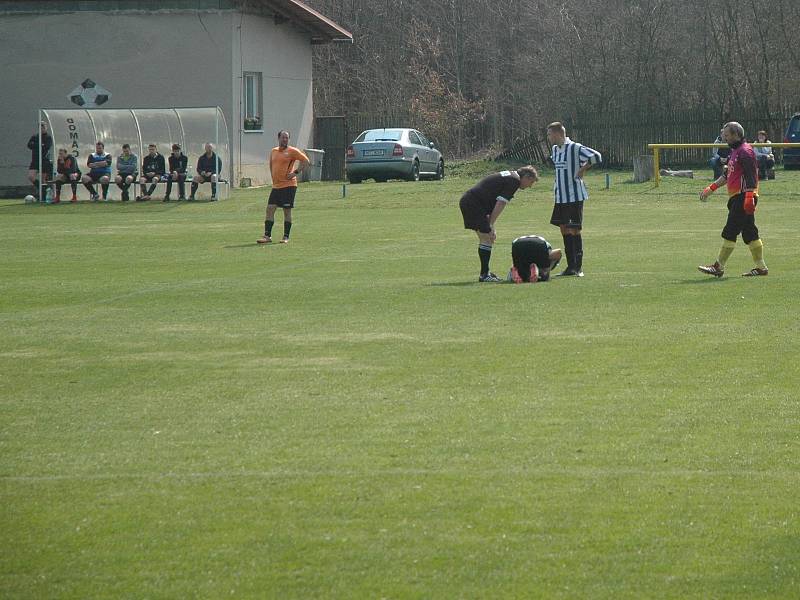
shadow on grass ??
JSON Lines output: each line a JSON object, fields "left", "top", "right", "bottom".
{"left": 427, "top": 281, "right": 481, "bottom": 287}
{"left": 223, "top": 243, "right": 265, "bottom": 249}
{"left": 674, "top": 277, "right": 730, "bottom": 285}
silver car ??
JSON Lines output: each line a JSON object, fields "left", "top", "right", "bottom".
{"left": 346, "top": 128, "right": 444, "bottom": 183}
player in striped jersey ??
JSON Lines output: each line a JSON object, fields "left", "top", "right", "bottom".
{"left": 546, "top": 122, "right": 602, "bottom": 277}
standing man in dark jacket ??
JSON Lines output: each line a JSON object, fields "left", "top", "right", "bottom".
{"left": 164, "top": 143, "right": 188, "bottom": 202}
{"left": 189, "top": 143, "right": 222, "bottom": 201}
{"left": 138, "top": 144, "right": 165, "bottom": 201}
{"left": 27, "top": 122, "right": 53, "bottom": 200}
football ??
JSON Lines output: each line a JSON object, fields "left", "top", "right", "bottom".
{"left": 24, "top": 194, "right": 35, "bottom": 203}
{"left": 69, "top": 78, "right": 111, "bottom": 108}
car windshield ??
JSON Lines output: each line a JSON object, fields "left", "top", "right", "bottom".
{"left": 355, "top": 129, "right": 404, "bottom": 143}
{"left": 788, "top": 118, "right": 800, "bottom": 135}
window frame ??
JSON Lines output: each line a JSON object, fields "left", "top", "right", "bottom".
{"left": 243, "top": 71, "right": 263, "bottom": 132}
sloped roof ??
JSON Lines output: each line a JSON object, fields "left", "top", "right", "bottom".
{"left": 257, "top": 0, "right": 352, "bottom": 44}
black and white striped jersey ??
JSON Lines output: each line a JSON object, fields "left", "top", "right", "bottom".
{"left": 550, "top": 138, "right": 602, "bottom": 203}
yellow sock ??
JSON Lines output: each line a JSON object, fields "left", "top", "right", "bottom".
{"left": 717, "top": 239, "right": 736, "bottom": 268}
{"left": 748, "top": 239, "right": 767, "bottom": 269}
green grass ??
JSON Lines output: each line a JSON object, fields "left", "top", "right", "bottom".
{"left": 2, "top": 170, "right": 800, "bottom": 599}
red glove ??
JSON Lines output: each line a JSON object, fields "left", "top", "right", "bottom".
{"left": 744, "top": 191, "right": 756, "bottom": 215}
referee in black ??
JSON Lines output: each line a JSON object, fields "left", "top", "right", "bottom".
{"left": 507, "top": 235, "right": 563, "bottom": 283}
{"left": 547, "top": 122, "right": 602, "bottom": 277}
{"left": 459, "top": 166, "right": 539, "bottom": 282}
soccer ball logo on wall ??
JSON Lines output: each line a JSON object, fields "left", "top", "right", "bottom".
{"left": 69, "top": 79, "right": 111, "bottom": 107}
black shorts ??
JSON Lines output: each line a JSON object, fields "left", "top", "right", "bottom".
{"left": 460, "top": 193, "right": 491, "bottom": 233}
{"left": 56, "top": 171, "right": 81, "bottom": 181}
{"left": 87, "top": 171, "right": 110, "bottom": 183}
{"left": 29, "top": 158, "right": 53, "bottom": 173}
{"left": 140, "top": 174, "right": 161, "bottom": 183}
{"left": 722, "top": 193, "right": 759, "bottom": 244}
{"left": 268, "top": 186, "right": 297, "bottom": 208}
{"left": 550, "top": 202, "right": 584, "bottom": 229}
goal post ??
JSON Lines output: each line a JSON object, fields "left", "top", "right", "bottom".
{"left": 647, "top": 143, "right": 800, "bottom": 186}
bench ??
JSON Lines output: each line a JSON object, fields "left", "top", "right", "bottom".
{"left": 42, "top": 175, "right": 230, "bottom": 202}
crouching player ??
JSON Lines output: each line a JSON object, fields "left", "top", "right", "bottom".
{"left": 507, "top": 235, "right": 562, "bottom": 283}
{"left": 698, "top": 121, "right": 768, "bottom": 277}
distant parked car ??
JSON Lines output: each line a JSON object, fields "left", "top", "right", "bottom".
{"left": 783, "top": 112, "right": 800, "bottom": 170}
{"left": 346, "top": 128, "right": 444, "bottom": 183}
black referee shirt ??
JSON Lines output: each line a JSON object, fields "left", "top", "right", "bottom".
{"left": 464, "top": 171, "right": 521, "bottom": 214}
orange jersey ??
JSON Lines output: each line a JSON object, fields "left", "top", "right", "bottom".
{"left": 269, "top": 146, "right": 309, "bottom": 189}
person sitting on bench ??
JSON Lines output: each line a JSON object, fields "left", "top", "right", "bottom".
{"left": 189, "top": 143, "right": 222, "bottom": 201}
{"left": 164, "top": 143, "right": 188, "bottom": 201}
{"left": 137, "top": 144, "right": 165, "bottom": 201}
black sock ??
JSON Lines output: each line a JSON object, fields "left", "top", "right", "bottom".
{"left": 265, "top": 220, "right": 275, "bottom": 237}
{"left": 55, "top": 181, "right": 63, "bottom": 196}
{"left": 147, "top": 183, "right": 157, "bottom": 196}
{"left": 478, "top": 243, "right": 492, "bottom": 276}
{"left": 283, "top": 221, "right": 292, "bottom": 239}
{"left": 178, "top": 180, "right": 185, "bottom": 197}
{"left": 190, "top": 182, "right": 198, "bottom": 197}
{"left": 563, "top": 235, "right": 575, "bottom": 269}
{"left": 101, "top": 183, "right": 109, "bottom": 199}
{"left": 85, "top": 182, "right": 96, "bottom": 195}
{"left": 574, "top": 235, "right": 583, "bottom": 271}
{"left": 211, "top": 183, "right": 217, "bottom": 196}
{"left": 165, "top": 180, "right": 172, "bottom": 197}
{"left": 70, "top": 183, "right": 78, "bottom": 196}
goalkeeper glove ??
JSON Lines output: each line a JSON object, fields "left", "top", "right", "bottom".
{"left": 744, "top": 191, "right": 756, "bottom": 215}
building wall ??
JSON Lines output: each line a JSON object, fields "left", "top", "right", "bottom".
{"left": 0, "top": 7, "right": 316, "bottom": 194}
{"left": 233, "top": 12, "right": 314, "bottom": 186}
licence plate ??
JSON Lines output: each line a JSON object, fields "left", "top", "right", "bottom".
{"left": 362, "top": 149, "right": 385, "bottom": 156}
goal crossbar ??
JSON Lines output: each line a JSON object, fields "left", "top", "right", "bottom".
{"left": 647, "top": 143, "right": 800, "bottom": 186}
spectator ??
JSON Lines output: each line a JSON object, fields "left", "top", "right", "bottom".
{"left": 81, "top": 141, "right": 112, "bottom": 201}
{"left": 709, "top": 128, "right": 730, "bottom": 179}
{"left": 54, "top": 148, "right": 81, "bottom": 203}
{"left": 164, "top": 143, "right": 188, "bottom": 202}
{"left": 189, "top": 143, "right": 222, "bottom": 201}
{"left": 754, "top": 130, "right": 775, "bottom": 180}
{"left": 27, "top": 121, "right": 53, "bottom": 200}
{"left": 138, "top": 144, "right": 165, "bottom": 201}
{"left": 115, "top": 143, "right": 138, "bottom": 201}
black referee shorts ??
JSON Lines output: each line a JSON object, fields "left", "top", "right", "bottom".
{"left": 460, "top": 193, "right": 491, "bottom": 233}
{"left": 550, "top": 202, "right": 584, "bottom": 229}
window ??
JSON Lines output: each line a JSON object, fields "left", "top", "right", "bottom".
{"left": 243, "top": 72, "right": 262, "bottom": 131}
{"left": 408, "top": 131, "right": 422, "bottom": 146}
{"left": 356, "top": 129, "right": 403, "bottom": 142}
{"left": 417, "top": 131, "right": 431, "bottom": 147}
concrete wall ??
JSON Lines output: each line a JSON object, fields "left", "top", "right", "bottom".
{"left": 0, "top": 7, "right": 316, "bottom": 194}
{"left": 232, "top": 12, "right": 314, "bottom": 186}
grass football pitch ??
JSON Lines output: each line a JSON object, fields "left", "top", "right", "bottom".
{"left": 2, "top": 168, "right": 799, "bottom": 598}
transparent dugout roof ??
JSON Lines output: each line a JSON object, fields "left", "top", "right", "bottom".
{"left": 41, "top": 107, "right": 228, "bottom": 178}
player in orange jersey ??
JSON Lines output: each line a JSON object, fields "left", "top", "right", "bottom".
{"left": 257, "top": 130, "right": 310, "bottom": 244}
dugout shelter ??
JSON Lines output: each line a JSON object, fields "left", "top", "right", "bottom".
{"left": 40, "top": 107, "right": 230, "bottom": 200}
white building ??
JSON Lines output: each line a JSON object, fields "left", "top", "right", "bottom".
{"left": 0, "top": 0, "right": 351, "bottom": 196}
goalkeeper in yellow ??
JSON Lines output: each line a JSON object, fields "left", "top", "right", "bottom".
{"left": 698, "top": 121, "right": 768, "bottom": 277}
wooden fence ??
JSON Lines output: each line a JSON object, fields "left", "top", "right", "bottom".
{"left": 334, "top": 105, "right": 799, "bottom": 168}
{"left": 499, "top": 105, "right": 799, "bottom": 168}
